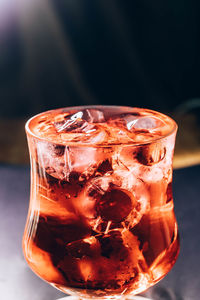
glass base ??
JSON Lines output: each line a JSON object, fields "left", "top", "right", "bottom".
{"left": 58, "top": 296, "right": 151, "bottom": 300}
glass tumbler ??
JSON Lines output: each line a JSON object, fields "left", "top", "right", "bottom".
{"left": 23, "top": 106, "right": 180, "bottom": 300}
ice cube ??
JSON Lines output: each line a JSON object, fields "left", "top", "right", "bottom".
{"left": 82, "top": 229, "right": 148, "bottom": 290}
{"left": 107, "top": 112, "right": 159, "bottom": 132}
{"left": 36, "top": 140, "right": 112, "bottom": 181}
{"left": 38, "top": 170, "right": 83, "bottom": 204}
{"left": 82, "top": 127, "right": 108, "bottom": 144}
{"left": 136, "top": 142, "right": 166, "bottom": 166}
{"left": 57, "top": 236, "right": 101, "bottom": 285}
{"left": 81, "top": 108, "right": 105, "bottom": 123}
{"left": 52, "top": 145, "right": 65, "bottom": 156}
{"left": 36, "top": 141, "right": 68, "bottom": 180}
{"left": 54, "top": 109, "right": 105, "bottom": 134}
{"left": 95, "top": 188, "right": 134, "bottom": 222}
{"left": 34, "top": 215, "right": 91, "bottom": 251}
{"left": 57, "top": 124, "right": 109, "bottom": 145}
{"left": 125, "top": 114, "right": 141, "bottom": 130}
{"left": 113, "top": 146, "right": 140, "bottom": 173}
{"left": 56, "top": 228, "right": 149, "bottom": 291}
{"left": 111, "top": 168, "right": 138, "bottom": 190}
{"left": 105, "top": 113, "right": 161, "bottom": 144}
{"left": 68, "top": 147, "right": 112, "bottom": 180}
{"left": 96, "top": 158, "right": 113, "bottom": 175}
{"left": 106, "top": 113, "right": 137, "bottom": 130}
{"left": 84, "top": 171, "right": 149, "bottom": 233}
{"left": 79, "top": 176, "right": 111, "bottom": 223}
{"left": 57, "top": 254, "right": 85, "bottom": 285}
{"left": 54, "top": 111, "right": 93, "bottom": 133}
{"left": 133, "top": 116, "right": 163, "bottom": 130}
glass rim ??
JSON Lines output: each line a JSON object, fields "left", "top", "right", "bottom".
{"left": 25, "top": 105, "right": 178, "bottom": 147}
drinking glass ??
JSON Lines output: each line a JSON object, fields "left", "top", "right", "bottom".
{"left": 23, "top": 106, "right": 179, "bottom": 300}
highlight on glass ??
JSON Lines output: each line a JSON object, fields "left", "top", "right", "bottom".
{"left": 23, "top": 106, "right": 179, "bottom": 299}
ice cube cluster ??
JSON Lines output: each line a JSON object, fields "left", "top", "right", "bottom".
{"left": 31, "top": 106, "right": 176, "bottom": 234}
{"left": 28, "top": 106, "right": 176, "bottom": 146}
{"left": 24, "top": 106, "right": 178, "bottom": 295}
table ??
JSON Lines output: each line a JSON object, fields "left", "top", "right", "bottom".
{"left": 0, "top": 164, "right": 200, "bottom": 300}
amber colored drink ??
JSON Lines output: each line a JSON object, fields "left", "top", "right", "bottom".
{"left": 23, "top": 106, "right": 179, "bottom": 299}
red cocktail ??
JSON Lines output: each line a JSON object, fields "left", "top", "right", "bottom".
{"left": 23, "top": 106, "right": 179, "bottom": 299}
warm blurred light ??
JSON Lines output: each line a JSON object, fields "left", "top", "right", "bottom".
{"left": 0, "top": 0, "right": 24, "bottom": 33}
{"left": 0, "top": 0, "right": 95, "bottom": 106}
{"left": 0, "top": 0, "right": 32, "bottom": 30}
{"left": 0, "top": 0, "right": 11, "bottom": 9}
{"left": 0, "top": 0, "right": 13, "bottom": 27}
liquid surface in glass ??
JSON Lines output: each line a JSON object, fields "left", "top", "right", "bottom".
{"left": 23, "top": 106, "right": 179, "bottom": 299}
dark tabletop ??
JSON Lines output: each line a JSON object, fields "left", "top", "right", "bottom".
{"left": 0, "top": 164, "right": 200, "bottom": 300}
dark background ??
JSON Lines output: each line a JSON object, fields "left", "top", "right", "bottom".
{"left": 0, "top": 0, "right": 200, "bottom": 167}
{"left": 1, "top": 0, "right": 200, "bottom": 118}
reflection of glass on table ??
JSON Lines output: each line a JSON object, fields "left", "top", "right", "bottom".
{"left": 23, "top": 106, "right": 180, "bottom": 300}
